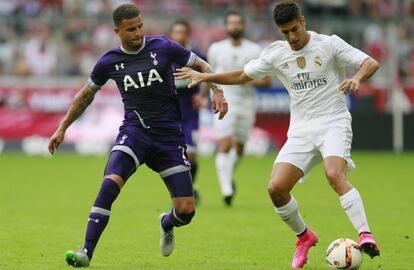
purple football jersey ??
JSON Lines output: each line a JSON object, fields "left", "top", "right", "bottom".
{"left": 88, "top": 35, "right": 196, "bottom": 129}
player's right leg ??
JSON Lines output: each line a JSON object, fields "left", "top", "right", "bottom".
{"left": 65, "top": 149, "right": 137, "bottom": 267}
{"left": 214, "top": 110, "right": 238, "bottom": 206}
{"left": 268, "top": 162, "right": 317, "bottom": 269}
{"left": 216, "top": 136, "right": 237, "bottom": 206}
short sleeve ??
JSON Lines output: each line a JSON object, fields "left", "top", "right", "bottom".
{"left": 192, "top": 48, "right": 206, "bottom": 62}
{"left": 88, "top": 58, "right": 109, "bottom": 90}
{"left": 331, "top": 35, "right": 369, "bottom": 68}
{"left": 244, "top": 50, "right": 276, "bottom": 80}
{"left": 166, "top": 37, "right": 195, "bottom": 67}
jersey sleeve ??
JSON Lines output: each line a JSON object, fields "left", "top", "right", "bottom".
{"left": 244, "top": 50, "right": 276, "bottom": 80}
{"left": 167, "top": 37, "right": 196, "bottom": 67}
{"left": 331, "top": 35, "right": 369, "bottom": 68}
{"left": 88, "top": 57, "right": 109, "bottom": 91}
{"left": 193, "top": 48, "right": 206, "bottom": 62}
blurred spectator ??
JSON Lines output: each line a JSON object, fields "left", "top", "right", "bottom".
{"left": 23, "top": 24, "right": 57, "bottom": 76}
{"left": 0, "top": 0, "right": 412, "bottom": 88}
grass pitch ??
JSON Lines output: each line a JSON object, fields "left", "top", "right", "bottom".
{"left": 0, "top": 152, "right": 413, "bottom": 269}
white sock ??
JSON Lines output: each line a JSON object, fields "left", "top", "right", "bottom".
{"left": 275, "top": 196, "right": 306, "bottom": 235}
{"left": 340, "top": 188, "right": 371, "bottom": 234}
{"left": 215, "top": 152, "right": 235, "bottom": 196}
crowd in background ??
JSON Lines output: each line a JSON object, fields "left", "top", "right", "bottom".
{"left": 0, "top": 0, "right": 413, "bottom": 86}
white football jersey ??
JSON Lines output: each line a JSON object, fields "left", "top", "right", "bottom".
{"left": 244, "top": 31, "right": 369, "bottom": 129}
{"left": 208, "top": 38, "right": 262, "bottom": 105}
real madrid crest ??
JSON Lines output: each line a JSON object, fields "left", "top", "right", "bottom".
{"left": 296, "top": 56, "right": 306, "bottom": 69}
{"left": 314, "top": 56, "right": 322, "bottom": 66}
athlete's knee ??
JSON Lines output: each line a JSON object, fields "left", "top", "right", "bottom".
{"left": 105, "top": 174, "right": 125, "bottom": 189}
{"left": 174, "top": 197, "right": 195, "bottom": 213}
{"left": 325, "top": 168, "right": 346, "bottom": 184}
{"left": 217, "top": 138, "right": 233, "bottom": 153}
{"left": 267, "top": 180, "right": 288, "bottom": 196}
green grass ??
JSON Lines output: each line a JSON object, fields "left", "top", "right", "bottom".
{"left": 0, "top": 152, "right": 413, "bottom": 269}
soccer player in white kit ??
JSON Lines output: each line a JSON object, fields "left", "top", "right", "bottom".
{"left": 207, "top": 11, "right": 270, "bottom": 206}
{"left": 175, "top": 1, "right": 380, "bottom": 268}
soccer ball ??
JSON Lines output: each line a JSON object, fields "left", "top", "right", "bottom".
{"left": 326, "top": 238, "right": 362, "bottom": 270}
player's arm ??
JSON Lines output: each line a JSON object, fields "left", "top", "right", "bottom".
{"left": 175, "top": 67, "right": 254, "bottom": 87}
{"left": 248, "top": 77, "right": 272, "bottom": 88}
{"left": 190, "top": 56, "right": 229, "bottom": 119}
{"left": 48, "top": 85, "right": 98, "bottom": 154}
{"left": 339, "top": 57, "right": 379, "bottom": 94}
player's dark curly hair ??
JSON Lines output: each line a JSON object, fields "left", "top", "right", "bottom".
{"left": 113, "top": 4, "right": 141, "bottom": 26}
{"left": 273, "top": 1, "right": 302, "bottom": 25}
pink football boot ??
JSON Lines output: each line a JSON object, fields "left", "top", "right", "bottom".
{"left": 291, "top": 228, "right": 318, "bottom": 268}
{"left": 358, "top": 232, "right": 380, "bottom": 258}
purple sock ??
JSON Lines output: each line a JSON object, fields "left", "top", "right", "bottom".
{"left": 161, "top": 208, "right": 195, "bottom": 231}
{"left": 83, "top": 178, "right": 120, "bottom": 260}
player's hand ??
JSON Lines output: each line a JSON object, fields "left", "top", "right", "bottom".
{"left": 174, "top": 67, "right": 205, "bottom": 88}
{"left": 339, "top": 78, "right": 360, "bottom": 94}
{"left": 48, "top": 129, "right": 65, "bottom": 155}
{"left": 192, "top": 93, "right": 209, "bottom": 109}
{"left": 211, "top": 88, "right": 228, "bottom": 120}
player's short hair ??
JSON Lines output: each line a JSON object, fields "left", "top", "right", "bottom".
{"left": 273, "top": 1, "right": 302, "bottom": 25}
{"left": 170, "top": 20, "right": 191, "bottom": 33}
{"left": 224, "top": 10, "right": 245, "bottom": 25}
{"left": 113, "top": 4, "right": 141, "bottom": 26}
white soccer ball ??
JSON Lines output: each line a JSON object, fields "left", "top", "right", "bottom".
{"left": 326, "top": 238, "right": 362, "bottom": 270}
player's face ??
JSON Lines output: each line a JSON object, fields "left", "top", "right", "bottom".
{"left": 225, "top": 14, "right": 244, "bottom": 40}
{"left": 278, "top": 16, "right": 309, "bottom": 51}
{"left": 114, "top": 15, "right": 144, "bottom": 50}
{"left": 170, "top": 24, "right": 190, "bottom": 47}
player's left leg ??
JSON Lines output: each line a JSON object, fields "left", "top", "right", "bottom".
{"left": 323, "top": 156, "right": 379, "bottom": 258}
{"left": 149, "top": 131, "right": 196, "bottom": 256}
{"left": 159, "top": 170, "right": 195, "bottom": 256}
{"left": 322, "top": 119, "right": 380, "bottom": 258}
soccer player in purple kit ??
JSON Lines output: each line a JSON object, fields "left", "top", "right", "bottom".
{"left": 47, "top": 4, "right": 227, "bottom": 268}
{"left": 169, "top": 20, "right": 208, "bottom": 204}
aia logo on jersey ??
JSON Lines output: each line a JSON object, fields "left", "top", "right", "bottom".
{"left": 122, "top": 69, "right": 164, "bottom": 91}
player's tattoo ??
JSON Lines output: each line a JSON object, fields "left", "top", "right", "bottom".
{"left": 60, "top": 85, "right": 97, "bottom": 131}
{"left": 192, "top": 56, "right": 221, "bottom": 93}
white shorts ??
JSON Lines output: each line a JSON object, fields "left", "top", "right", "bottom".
{"left": 275, "top": 117, "right": 356, "bottom": 179}
{"left": 214, "top": 103, "right": 255, "bottom": 143}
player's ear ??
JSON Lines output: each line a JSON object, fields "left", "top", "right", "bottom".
{"left": 114, "top": 27, "right": 120, "bottom": 34}
{"left": 300, "top": 16, "right": 306, "bottom": 27}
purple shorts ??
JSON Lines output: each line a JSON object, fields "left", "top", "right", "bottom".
{"left": 104, "top": 125, "right": 193, "bottom": 197}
